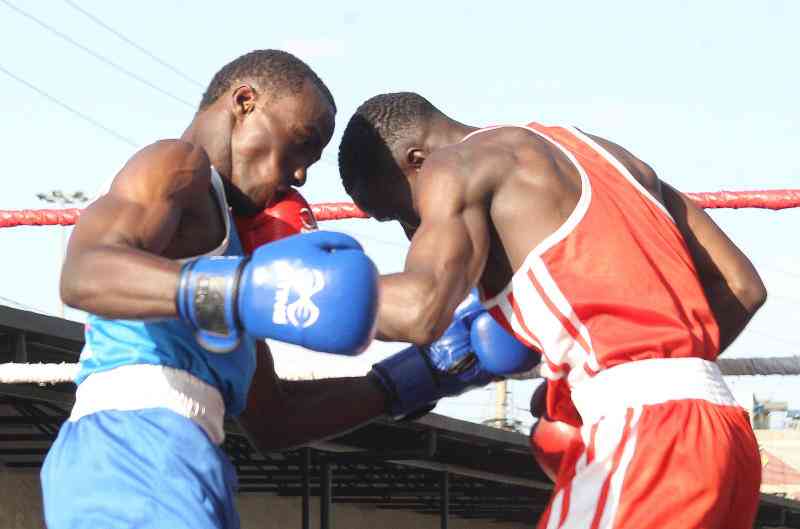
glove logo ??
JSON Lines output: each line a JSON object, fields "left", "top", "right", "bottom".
{"left": 299, "top": 208, "right": 318, "bottom": 232}
{"left": 272, "top": 265, "right": 325, "bottom": 328}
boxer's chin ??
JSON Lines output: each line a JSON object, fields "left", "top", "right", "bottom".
{"left": 244, "top": 186, "right": 281, "bottom": 214}
{"left": 227, "top": 192, "right": 261, "bottom": 217}
{"left": 265, "top": 190, "right": 288, "bottom": 208}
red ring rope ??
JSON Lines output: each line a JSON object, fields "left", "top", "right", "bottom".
{"left": 685, "top": 189, "right": 800, "bottom": 210}
{"left": 0, "top": 189, "right": 798, "bottom": 228}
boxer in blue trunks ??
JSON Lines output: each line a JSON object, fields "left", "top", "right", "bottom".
{"left": 41, "top": 50, "right": 527, "bottom": 529}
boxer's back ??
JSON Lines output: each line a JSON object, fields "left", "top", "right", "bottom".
{"left": 466, "top": 124, "right": 719, "bottom": 405}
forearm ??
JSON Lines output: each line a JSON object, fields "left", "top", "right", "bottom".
{"left": 60, "top": 245, "right": 182, "bottom": 319}
{"left": 376, "top": 273, "right": 426, "bottom": 342}
{"left": 376, "top": 272, "right": 456, "bottom": 344}
{"left": 240, "top": 376, "right": 388, "bottom": 452}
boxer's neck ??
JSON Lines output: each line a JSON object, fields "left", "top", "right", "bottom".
{"left": 423, "top": 116, "right": 478, "bottom": 152}
{"left": 181, "top": 110, "right": 233, "bottom": 179}
{"left": 401, "top": 117, "right": 478, "bottom": 224}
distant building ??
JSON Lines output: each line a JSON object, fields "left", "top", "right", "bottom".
{"left": 787, "top": 410, "right": 800, "bottom": 430}
{"left": 703, "top": 390, "right": 800, "bottom": 501}
{"left": 757, "top": 430, "right": 800, "bottom": 501}
{"left": 752, "top": 396, "right": 789, "bottom": 430}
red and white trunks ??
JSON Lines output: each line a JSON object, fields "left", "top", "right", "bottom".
{"left": 537, "top": 358, "right": 761, "bottom": 529}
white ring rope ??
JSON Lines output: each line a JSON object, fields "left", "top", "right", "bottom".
{"left": 0, "top": 362, "right": 80, "bottom": 384}
{"left": 1, "top": 356, "right": 798, "bottom": 385}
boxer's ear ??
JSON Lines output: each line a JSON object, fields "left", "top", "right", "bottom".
{"left": 231, "top": 85, "right": 257, "bottom": 117}
{"left": 406, "top": 148, "right": 426, "bottom": 171}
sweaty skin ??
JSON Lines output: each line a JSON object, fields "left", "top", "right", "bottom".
{"left": 61, "top": 79, "right": 386, "bottom": 452}
{"left": 370, "top": 122, "right": 766, "bottom": 351}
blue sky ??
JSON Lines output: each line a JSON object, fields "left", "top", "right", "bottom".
{"left": 0, "top": 0, "right": 798, "bottom": 427}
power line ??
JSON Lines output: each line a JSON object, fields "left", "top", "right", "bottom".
{"left": 63, "top": 0, "right": 204, "bottom": 89}
{"left": 1, "top": 0, "right": 195, "bottom": 109}
{"left": 0, "top": 63, "right": 139, "bottom": 148}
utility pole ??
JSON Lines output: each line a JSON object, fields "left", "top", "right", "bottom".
{"left": 495, "top": 380, "right": 508, "bottom": 427}
{"left": 483, "top": 379, "right": 522, "bottom": 432}
{"left": 35, "top": 190, "right": 89, "bottom": 317}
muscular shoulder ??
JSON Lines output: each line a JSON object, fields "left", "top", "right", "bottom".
{"left": 418, "top": 143, "right": 500, "bottom": 213}
{"left": 463, "top": 126, "right": 552, "bottom": 157}
{"left": 459, "top": 127, "right": 564, "bottom": 181}
{"left": 419, "top": 127, "right": 561, "bottom": 214}
{"left": 423, "top": 129, "right": 533, "bottom": 188}
{"left": 109, "top": 139, "right": 211, "bottom": 204}
{"left": 583, "top": 132, "right": 661, "bottom": 195}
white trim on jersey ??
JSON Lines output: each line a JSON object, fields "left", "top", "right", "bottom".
{"left": 530, "top": 257, "right": 602, "bottom": 378}
{"left": 567, "top": 127, "right": 676, "bottom": 223}
{"left": 91, "top": 166, "right": 232, "bottom": 262}
{"left": 460, "top": 124, "right": 509, "bottom": 143}
{"left": 504, "top": 274, "right": 572, "bottom": 378}
{"left": 471, "top": 124, "right": 599, "bottom": 381}
{"left": 486, "top": 257, "right": 597, "bottom": 383}
{"left": 494, "top": 294, "right": 544, "bottom": 351}
{"left": 481, "top": 279, "right": 511, "bottom": 310}
{"left": 517, "top": 265, "right": 590, "bottom": 380}
{"left": 177, "top": 167, "right": 231, "bottom": 262}
{"left": 526, "top": 128, "right": 593, "bottom": 258}
{"left": 477, "top": 123, "right": 592, "bottom": 307}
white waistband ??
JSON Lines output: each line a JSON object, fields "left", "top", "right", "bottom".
{"left": 570, "top": 358, "right": 737, "bottom": 425}
{"left": 70, "top": 365, "right": 226, "bottom": 445}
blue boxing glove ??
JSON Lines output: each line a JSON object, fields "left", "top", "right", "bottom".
{"left": 369, "top": 291, "right": 496, "bottom": 419}
{"left": 471, "top": 312, "right": 541, "bottom": 375}
{"left": 176, "top": 230, "right": 379, "bottom": 355}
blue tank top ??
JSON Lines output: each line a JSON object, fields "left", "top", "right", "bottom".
{"left": 76, "top": 169, "right": 256, "bottom": 416}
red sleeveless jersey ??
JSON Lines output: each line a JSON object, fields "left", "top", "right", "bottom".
{"left": 476, "top": 123, "right": 720, "bottom": 423}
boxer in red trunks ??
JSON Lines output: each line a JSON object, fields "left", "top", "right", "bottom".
{"left": 337, "top": 92, "right": 767, "bottom": 529}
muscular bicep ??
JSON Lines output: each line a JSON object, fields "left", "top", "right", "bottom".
{"left": 375, "top": 152, "right": 494, "bottom": 344}
{"left": 403, "top": 169, "right": 491, "bottom": 335}
{"left": 69, "top": 193, "right": 181, "bottom": 258}
{"left": 405, "top": 203, "right": 489, "bottom": 292}
{"left": 59, "top": 140, "right": 210, "bottom": 317}
{"left": 67, "top": 140, "right": 209, "bottom": 257}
